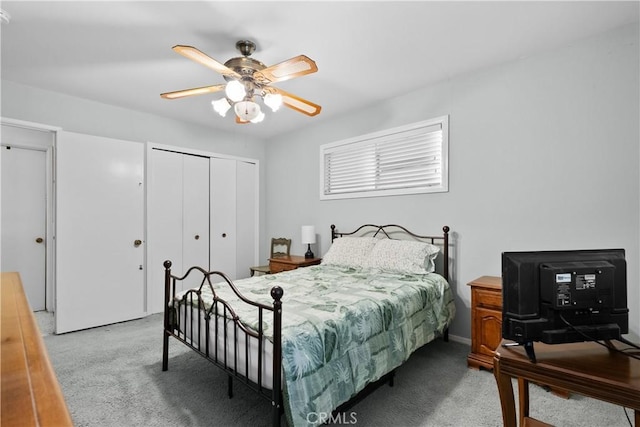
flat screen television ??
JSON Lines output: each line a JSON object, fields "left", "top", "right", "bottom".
{"left": 501, "top": 249, "right": 629, "bottom": 362}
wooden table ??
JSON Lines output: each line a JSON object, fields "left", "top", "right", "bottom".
{"left": 1, "top": 272, "right": 73, "bottom": 426}
{"left": 494, "top": 339, "right": 640, "bottom": 426}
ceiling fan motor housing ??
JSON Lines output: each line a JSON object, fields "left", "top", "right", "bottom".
{"left": 236, "top": 40, "right": 256, "bottom": 56}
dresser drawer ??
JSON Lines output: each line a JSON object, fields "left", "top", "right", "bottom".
{"left": 475, "top": 288, "right": 502, "bottom": 310}
{"left": 269, "top": 261, "right": 296, "bottom": 274}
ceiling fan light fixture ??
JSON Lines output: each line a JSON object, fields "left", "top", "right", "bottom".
{"left": 250, "top": 111, "right": 266, "bottom": 124}
{"left": 212, "top": 98, "right": 231, "bottom": 117}
{"left": 234, "top": 100, "right": 261, "bottom": 122}
{"left": 225, "top": 80, "right": 245, "bottom": 102}
{"left": 162, "top": 40, "right": 321, "bottom": 124}
{"left": 264, "top": 93, "right": 283, "bottom": 112}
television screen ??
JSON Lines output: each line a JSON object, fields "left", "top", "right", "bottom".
{"left": 501, "top": 249, "right": 628, "bottom": 361}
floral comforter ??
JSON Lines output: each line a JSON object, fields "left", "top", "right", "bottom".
{"left": 178, "top": 264, "right": 455, "bottom": 427}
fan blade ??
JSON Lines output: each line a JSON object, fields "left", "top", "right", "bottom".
{"left": 253, "top": 55, "right": 318, "bottom": 84}
{"left": 160, "top": 84, "right": 226, "bottom": 99}
{"left": 173, "top": 45, "right": 241, "bottom": 80}
{"left": 270, "top": 87, "right": 321, "bottom": 116}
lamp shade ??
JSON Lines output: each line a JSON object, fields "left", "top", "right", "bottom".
{"left": 301, "top": 225, "right": 316, "bottom": 244}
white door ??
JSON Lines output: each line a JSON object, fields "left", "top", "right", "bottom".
{"left": 235, "top": 160, "right": 258, "bottom": 279}
{"left": 147, "top": 148, "right": 210, "bottom": 314}
{"left": 1, "top": 145, "right": 47, "bottom": 310}
{"left": 210, "top": 157, "right": 237, "bottom": 278}
{"left": 182, "top": 154, "right": 210, "bottom": 275}
{"left": 147, "top": 148, "right": 183, "bottom": 314}
{"left": 55, "top": 131, "right": 145, "bottom": 333}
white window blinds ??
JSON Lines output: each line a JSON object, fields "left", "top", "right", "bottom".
{"left": 320, "top": 116, "right": 448, "bottom": 200}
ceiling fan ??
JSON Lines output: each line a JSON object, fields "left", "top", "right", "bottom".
{"left": 161, "top": 40, "right": 321, "bottom": 124}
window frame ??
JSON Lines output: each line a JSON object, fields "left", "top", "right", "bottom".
{"left": 319, "top": 115, "right": 449, "bottom": 200}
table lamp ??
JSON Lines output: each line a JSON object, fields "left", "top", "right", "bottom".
{"left": 301, "top": 225, "right": 316, "bottom": 259}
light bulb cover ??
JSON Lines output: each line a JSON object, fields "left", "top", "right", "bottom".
{"left": 234, "top": 100, "right": 261, "bottom": 122}
{"left": 211, "top": 98, "right": 231, "bottom": 117}
{"left": 250, "top": 111, "right": 265, "bottom": 123}
{"left": 225, "top": 80, "right": 246, "bottom": 102}
{"left": 264, "top": 93, "right": 283, "bottom": 112}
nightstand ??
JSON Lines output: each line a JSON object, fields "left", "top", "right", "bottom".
{"left": 269, "top": 255, "right": 322, "bottom": 274}
{"left": 467, "top": 275, "right": 503, "bottom": 370}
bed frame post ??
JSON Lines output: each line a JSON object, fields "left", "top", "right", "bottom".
{"left": 442, "top": 226, "right": 450, "bottom": 281}
{"left": 270, "top": 286, "right": 284, "bottom": 427}
{"left": 162, "top": 260, "right": 172, "bottom": 372}
{"left": 442, "top": 226, "right": 450, "bottom": 342}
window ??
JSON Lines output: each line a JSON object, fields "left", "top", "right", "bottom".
{"left": 320, "top": 115, "right": 448, "bottom": 200}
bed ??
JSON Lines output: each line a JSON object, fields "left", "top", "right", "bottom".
{"left": 162, "top": 224, "right": 455, "bottom": 426}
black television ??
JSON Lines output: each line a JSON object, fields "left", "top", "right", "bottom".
{"left": 502, "top": 249, "right": 629, "bottom": 362}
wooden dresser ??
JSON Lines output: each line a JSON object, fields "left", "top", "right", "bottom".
{"left": 467, "top": 275, "right": 503, "bottom": 370}
{"left": 269, "top": 255, "right": 322, "bottom": 274}
{"left": 1, "top": 272, "right": 73, "bottom": 426}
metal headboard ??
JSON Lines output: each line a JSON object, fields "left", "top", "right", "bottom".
{"left": 330, "top": 224, "right": 450, "bottom": 280}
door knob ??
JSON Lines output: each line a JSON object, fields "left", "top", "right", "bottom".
{"left": 134, "top": 239, "right": 143, "bottom": 247}
{"left": 194, "top": 234, "right": 200, "bottom": 240}
{"left": 35, "top": 237, "right": 44, "bottom": 244}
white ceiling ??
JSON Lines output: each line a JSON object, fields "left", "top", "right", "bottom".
{"left": 1, "top": 1, "right": 638, "bottom": 139}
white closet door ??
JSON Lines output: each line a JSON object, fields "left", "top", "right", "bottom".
{"left": 147, "top": 149, "right": 210, "bottom": 313}
{"left": 210, "top": 157, "right": 237, "bottom": 278}
{"left": 56, "top": 132, "right": 144, "bottom": 333}
{"left": 235, "top": 160, "right": 258, "bottom": 279}
{"left": 182, "top": 154, "right": 210, "bottom": 286}
{"left": 147, "top": 149, "right": 184, "bottom": 314}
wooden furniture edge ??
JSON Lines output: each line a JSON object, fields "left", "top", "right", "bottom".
{"left": 494, "top": 340, "right": 640, "bottom": 427}
{"left": 466, "top": 275, "right": 502, "bottom": 289}
{"left": 1, "top": 272, "right": 73, "bottom": 426}
{"left": 268, "top": 255, "right": 321, "bottom": 265}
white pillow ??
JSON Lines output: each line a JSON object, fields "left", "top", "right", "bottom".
{"left": 321, "top": 237, "right": 378, "bottom": 268}
{"left": 364, "top": 239, "right": 440, "bottom": 274}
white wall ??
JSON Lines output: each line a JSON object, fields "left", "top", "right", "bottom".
{"left": 264, "top": 24, "right": 640, "bottom": 340}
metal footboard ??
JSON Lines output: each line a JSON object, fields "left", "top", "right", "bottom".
{"left": 161, "top": 260, "right": 284, "bottom": 426}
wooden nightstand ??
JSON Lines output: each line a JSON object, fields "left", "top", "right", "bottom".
{"left": 467, "top": 276, "right": 503, "bottom": 370}
{"left": 269, "top": 255, "right": 321, "bottom": 274}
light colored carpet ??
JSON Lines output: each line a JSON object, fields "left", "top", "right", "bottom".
{"left": 40, "top": 313, "right": 632, "bottom": 427}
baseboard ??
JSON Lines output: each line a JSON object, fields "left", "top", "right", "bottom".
{"left": 448, "top": 333, "right": 471, "bottom": 346}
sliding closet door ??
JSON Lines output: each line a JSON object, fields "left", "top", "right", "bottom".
{"left": 56, "top": 131, "right": 144, "bottom": 333}
{"left": 236, "top": 160, "right": 258, "bottom": 279}
{"left": 210, "top": 157, "right": 258, "bottom": 280}
{"left": 147, "top": 148, "right": 210, "bottom": 314}
{"left": 147, "top": 149, "right": 183, "bottom": 314}
{"left": 182, "top": 154, "right": 210, "bottom": 280}
{"left": 210, "top": 157, "right": 237, "bottom": 278}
